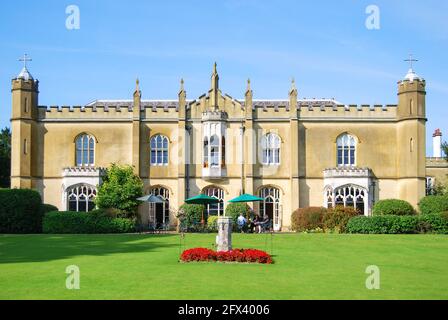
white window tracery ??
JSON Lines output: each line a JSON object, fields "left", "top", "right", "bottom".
{"left": 67, "top": 184, "right": 97, "bottom": 212}
{"left": 261, "top": 133, "right": 281, "bottom": 165}
{"left": 203, "top": 186, "right": 224, "bottom": 216}
{"left": 150, "top": 135, "right": 169, "bottom": 165}
{"left": 76, "top": 134, "right": 95, "bottom": 166}
{"left": 337, "top": 134, "right": 356, "bottom": 166}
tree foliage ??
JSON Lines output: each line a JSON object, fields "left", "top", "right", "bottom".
{"left": 442, "top": 141, "right": 448, "bottom": 161}
{"left": 0, "top": 127, "right": 11, "bottom": 188}
{"left": 95, "top": 164, "right": 143, "bottom": 218}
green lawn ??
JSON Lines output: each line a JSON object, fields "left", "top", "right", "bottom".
{"left": 0, "top": 233, "right": 447, "bottom": 300}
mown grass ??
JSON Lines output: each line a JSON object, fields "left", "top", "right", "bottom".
{"left": 0, "top": 233, "right": 447, "bottom": 300}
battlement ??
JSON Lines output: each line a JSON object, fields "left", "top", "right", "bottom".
{"left": 62, "top": 166, "right": 107, "bottom": 177}
{"left": 324, "top": 167, "right": 372, "bottom": 178}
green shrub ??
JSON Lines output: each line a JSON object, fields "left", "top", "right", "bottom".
{"left": 291, "top": 207, "right": 327, "bottom": 232}
{"left": 95, "top": 164, "right": 144, "bottom": 218}
{"left": 207, "top": 215, "right": 219, "bottom": 232}
{"left": 372, "top": 199, "right": 415, "bottom": 216}
{"left": 41, "top": 204, "right": 59, "bottom": 214}
{"left": 346, "top": 214, "right": 448, "bottom": 234}
{"left": 418, "top": 195, "right": 448, "bottom": 215}
{"left": 42, "top": 211, "right": 135, "bottom": 234}
{"left": 0, "top": 189, "right": 43, "bottom": 234}
{"left": 346, "top": 216, "right": 416, "bottom": 234}
{"left": 178, "top": 204, "right": 206, "bottom": 231}
{"left": 324, "top": 206, "right": 360, "bottom": 233}
{"left": 225, "top": 203, "right": 251, "bottom": 224}
{"left": 419, "top": 213, "right": 448, "bottom": 234}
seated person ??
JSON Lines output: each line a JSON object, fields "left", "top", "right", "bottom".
{"left": 237, "top": 213, "right": 247, "bottom": 232}
{"left": 260, "top": 215, "right": 270, "bottom": 232}
{"left": 253, "top": 214, "right": 262, "bottom": 233}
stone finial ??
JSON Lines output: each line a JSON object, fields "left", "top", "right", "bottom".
{"left": 246, "top": 78, "right": 252, "bottom": 96}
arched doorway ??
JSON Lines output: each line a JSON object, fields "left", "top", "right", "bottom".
{"left": 148, "top": 186, "right": 170, "bottom": 227}
{"left": 259, "top": 187, "right": 281, "bottom": 231}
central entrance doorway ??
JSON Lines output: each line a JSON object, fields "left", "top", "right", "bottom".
{"left": 149, "top": 187, "right": 170, "bottom": 228}
{"left": 259, "top": 187, "right": 281, "bottom": 231}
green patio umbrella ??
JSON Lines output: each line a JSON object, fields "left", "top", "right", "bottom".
{"left": 229, "top": 194, "right": 264, "bottom": 221}
{"left": 185, "top": 194, "right": 220, "bottom": 225}
{"left": 137, "top": 195, "right": 165, "bottom": 228}
{"left": 137, "top": 195, "right": 165, "bottom": 203}
{"left": 229, "top": 194, "right": 264, "bottom": 203}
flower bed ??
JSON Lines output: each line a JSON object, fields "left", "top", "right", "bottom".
{"left": 180, "top": 248, "right": 273, "bottom": 264}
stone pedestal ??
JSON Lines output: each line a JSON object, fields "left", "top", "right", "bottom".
{"left": 217, "top": 217, "right": 233, "bottom": 252}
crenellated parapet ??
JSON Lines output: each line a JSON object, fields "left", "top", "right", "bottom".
{"left": 62, "top": 166, "right": 107, "bottom": 177}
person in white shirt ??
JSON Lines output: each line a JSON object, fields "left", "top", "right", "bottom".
{"left": 237, "top": 213, "right": 247, "bottom": 233}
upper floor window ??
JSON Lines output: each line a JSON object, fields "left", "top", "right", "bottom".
{"left": 337, "top": 134, "right": 356, "bottom": 166}
{"left": 261, "top": 133, "right": 281, "bottom": 165}
{"left": 150, "top": 135, "right": 169, "bottom": 166}
{"left": 210, "top": 135, "right": 220, "bottom": 167}
{"left": 76, "top": 134, "right": 95, "bottom": 166}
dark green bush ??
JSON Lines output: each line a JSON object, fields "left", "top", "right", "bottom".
{"left": 346, "top": 214, "right": 448, "bottom": 234}
{"left": 291, "top": 207, "right": 327, "bottom": 232}
{"left": 324, "top": 206, "right": 360, "bottom": 233}
{"left": 42, "top": 211, "right": 135, "bottom": 234}
{"left": 419, "top": 213, "right": 448, "bottom": 234}
{"left": 372, "top": 199, "right": 415, "bottom": 216}
{"left": 41, "top": 204, "right": 59, "bottom": 214}
{"left": 0, "top": 189, "right": 43, "bottom": 234}
{"left": 225, "top": 203, "right": 251, "bottom": 223}
{"left": 418, "top": 195, "right": 448, "bottom": 215}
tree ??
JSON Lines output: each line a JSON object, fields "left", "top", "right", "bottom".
{"left": 0, "top": 128, "right": 11, "bottom": 188}
{"left": 95, "top": 164, "right": 143, "bottom": 218}
{"left": 442, "top": 141, "right": 448, "bottom": 161}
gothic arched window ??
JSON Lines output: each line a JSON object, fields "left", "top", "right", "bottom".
{"left": 203, "top": 186, "right": 225, "bottom": 216}
{"left": 76, "top": 134, "right": 95, "bottom": 166}
{"left": 337, "top": 134, "right": 356, "bottom": 166}
{"left": 67, "top": 184, "right": 97, "bottom": 212}
{"left": 261, "top": 133, "right": 281, "bottom": 165}
{"left": 150, "top": 135, "right": 169, "bottom": 165}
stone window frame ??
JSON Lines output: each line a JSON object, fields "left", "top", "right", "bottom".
{"left": 150, "top": 134, "right": 169, "bottom": 166}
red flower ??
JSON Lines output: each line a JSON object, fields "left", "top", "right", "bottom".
{"left": 181, "top": 248, "right": 273, "bottom": 264}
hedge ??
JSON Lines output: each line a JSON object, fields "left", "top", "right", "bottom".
{"left": 324, "top": 206, "right": 359, "bottom": 233}
{"left": 0, "top": 189, "right": 44, "bottom": 234}
{"left": 43, "top": 211, "right": 135, "bottom": 234}
{"left": 346, "top": 214, "right": 448, "bottom": 234}
{"left": 291, "top": 207, "right": 326, "bottom": 232}
{"left": 372, "top": 199, "right": 415, "bottom": 216}
{"left": 418, "top": 195, "right": 448, "bottom": 215}
{"left": 41, "top": 204, "right": 59, "bottom": 214}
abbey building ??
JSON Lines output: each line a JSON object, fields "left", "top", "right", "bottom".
{"left": 10, "top": 62, "right": 448, "bottom": 231}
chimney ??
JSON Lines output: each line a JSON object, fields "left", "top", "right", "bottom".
{"left": 433, "top": 129, "right": 442, "bottom": 158}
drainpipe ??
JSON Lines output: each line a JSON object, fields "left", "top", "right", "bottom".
{"left": 185, "top": 124, "right": 192, "bottom": 199}
{"left": 240, "top": 124, "right": 246, "bottom": 195}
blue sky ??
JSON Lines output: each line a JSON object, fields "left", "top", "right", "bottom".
{"left": 0, "top": 0, "right": 447, "bottom": 155}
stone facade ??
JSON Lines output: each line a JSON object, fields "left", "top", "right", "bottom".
{"left": 10, "top": 63, "right": 447, "bottom": 231}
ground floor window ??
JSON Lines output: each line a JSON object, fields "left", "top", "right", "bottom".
{"left": 149, "top": 187, "right": 170, "bottom": 226}
{"left": 259, "top": 187, "right": 281, "bottom": 230}
{"left": 426, "top": 177, "right": 436, "bottom": 195}
{"left": 203, "top": 186, "right": 224, "bottom": 216}
{"left": 67, "top": 184, "right": 97, "bottom": 212}
{"left": 326, "top": 185, "right": 367, "bottom": 215}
